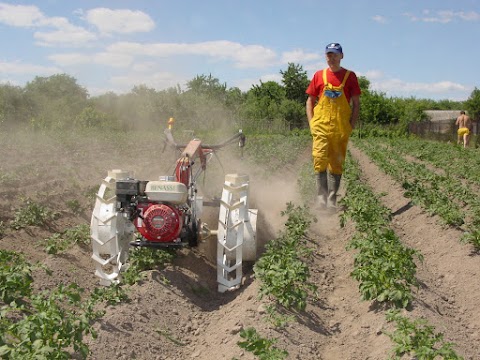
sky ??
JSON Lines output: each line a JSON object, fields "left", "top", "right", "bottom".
{"left": 0, "top": 0, "right": 479, "bottom": 101}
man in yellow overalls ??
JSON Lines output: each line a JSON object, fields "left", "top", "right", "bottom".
{"left": 306, "top": 43, "right": 361, "bottom": 209}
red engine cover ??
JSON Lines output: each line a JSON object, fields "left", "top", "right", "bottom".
{"left": 135, "top": 203, "right": 183, "bottom": 242}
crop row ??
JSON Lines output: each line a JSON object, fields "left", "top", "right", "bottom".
{"left": 340, "top": 152, "right": 463, "bottom": 359}
{"left": 376, "top": 137, "right": 480, "bottom": 185}
{"left": 353, "top": 137, "right": 480, "bottom": 250}
{"left": 341, "top": 154, "right": 422, "bottom": 308}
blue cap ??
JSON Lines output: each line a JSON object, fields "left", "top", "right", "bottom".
{"left": 325, "top": 43, "right": 342, "bottom": 54}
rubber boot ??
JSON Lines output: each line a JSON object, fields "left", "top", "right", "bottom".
{"left": 327, "top": 173, "right": 342, "bottom": 209}
{"left": 315, "top": 171, "right": 328, "bottom": 208}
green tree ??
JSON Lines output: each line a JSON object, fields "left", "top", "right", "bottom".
{"left": 280, "top": 63, "right": 310, "bottom": 104}
{"left": 24, "top": 74, "right": 89, "bottom": 129}
{"left": 0, "top": 83, "right": 29, "bottom": 127}
{"left": 279, "top": 63, "right": 310, "bottom": 128}
{"left": 186, "top": 74, "right": 227, "bottom": 102}
{"left": 357, "top": 76, "right": 370, "bottom": 93}
{"left": 436, "top": 98, "right": 464, "bottom": 110}
{"left": 181, "top": 74, "right": 239, "bottom": 131}
{"left": 243, "top": 81, "right": 285, "bottom": 121}
{"left": 279, "top": 99, "right": 305, "bottom": 129}
{"left": 464, "top": 87, "right": 480, "bottom": 121}
{"left": 225, "top": 87, "right": 247, "bottom": 118}
{"left": 91, "top": 91, "right": 120, "bottom": 114}
{"left": 359, "top": 90, "right": 397, "bottom": 125}
{"left": 393, "top": 97, "right": 430, "bottom": 134}
{"left": 129, "top": 84, "right": 161, "bottom": 129}
{"left": 74, "top": 106, "right": 113, "bottom": 128}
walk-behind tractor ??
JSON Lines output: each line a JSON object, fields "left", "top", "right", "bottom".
{"left": 90, "top": 122, "right": 258, "bottom": 292}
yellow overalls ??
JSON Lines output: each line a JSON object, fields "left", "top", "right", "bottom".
{"left": 309, "top": 69, "right": 352, "bottom": 175}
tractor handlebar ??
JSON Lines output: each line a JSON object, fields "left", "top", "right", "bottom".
{"left": 163, "top": 128, "right": 245, "bottom": 152}
{"left": 201, "top": 130, "right": 246, "bottom": 150}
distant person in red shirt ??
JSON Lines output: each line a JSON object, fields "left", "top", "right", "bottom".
{"left": 306, "top": 43, "right": 361, "bottom": 209}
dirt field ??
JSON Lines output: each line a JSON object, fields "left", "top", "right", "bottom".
{"left": 1, "top": 131, "right": 479, "bottom": 359}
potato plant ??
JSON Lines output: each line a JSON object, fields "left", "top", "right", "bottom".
{"left": 254, "top": 203, "right": 317, "bottom": 311}
{"left": 44, "top": 224, "right": 90, "bottom": 254}
{"left": 385, "top": 310, "right": 464, "bottom": 360}
{"left": 10, "top": 199, "right": 58, "bottom": 230}
{"left": 0, "top": 249, "right": 128, "bottom": 359}
{"left": 122, "top": 247, "right": 176, "bottom": 285}
{"left": 237, "top": 327, "right": 288, "bottom": 360}
{"left": 0, "top": 283, "right": 103, "bottom": 359}
{"left": 0, "top": 250, "right": 34, "bottom": 304}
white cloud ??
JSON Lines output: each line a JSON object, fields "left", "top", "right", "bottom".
{"left": 132, "top": 61, "right": 157, "bottom": 72}
{"left": 458, "top": 11, "right": 480, "bottom": 21}
{"left": 281, "top": 49, "right": 322, "bottom": 64}
{"left": 0, "top": 3, "right": 43, "bottom": 26}
{"left": 376, "top": 79, "right": 466, "bottom": 93}
{"left": 403, "top": 10, "right": 480, "bottom": 23}
{"left": 48, "top": 53, "right": 90, "bottom": 66}
{"left": 106, "top": 40, "right": 278, "bottom": 68}
{"left": 85, "top": 8, "right": 155, "bottom": 34}
{"left": 0, "top": 2, "right": 96, "bottom": 47}
{"left": 87, "top": 86, "right": 117, "bottom": 96}
{"left": 49, "top": 52, "right": 133, "bottom": 68}
{"left": 360, "top": 70, "right": 385, "bottom": 80}
{"left": 259, "top": 73, "right": 282, "bottom": 83}
{"left": 230, "top": 43, "right": 277, "bottom": 68}
{"left": 371, "top": 76, "right": 469, "bottom": 97}
{"left": 234, "top": 78, "right": 258, "bottom": 91}
{"left": 110, "top": 71, "right": 184, "bottom": 93}
{"left": 0, "top": 77, "right": 18, "bottom": 86}
{"left": 34, "top": 27, "right": 97, "bottom": 47}
{"left": 304, "top": 61, "right": 326, "bottom": 73}
{"left": 0, "top": 60, "right": 60, "bottom": 75}
{"left": 372, "top": 15, "right": 388, "bottom": 24}
{"left": 359, "top": 69, "right": 471, "bottom": 99}
{"left": 94, "top": 52, "right": 134, "bottom": 68}
{"left": 234, "top": 73, "right": 282, "bottom": 92}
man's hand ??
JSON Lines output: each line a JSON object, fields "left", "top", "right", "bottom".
{"left": 350, "top": 95, "right": 360, "bottom": 129}
{"left": 306, "top": 95, "right": 316, "bottom": 122}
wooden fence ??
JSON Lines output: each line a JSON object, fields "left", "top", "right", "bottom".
{"left": 409, "top": 120, "right": 479, "bottom": 145}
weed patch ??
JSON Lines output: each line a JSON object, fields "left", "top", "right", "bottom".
{"left": 122, "top": 247, "right": 176, "bottom": 285}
